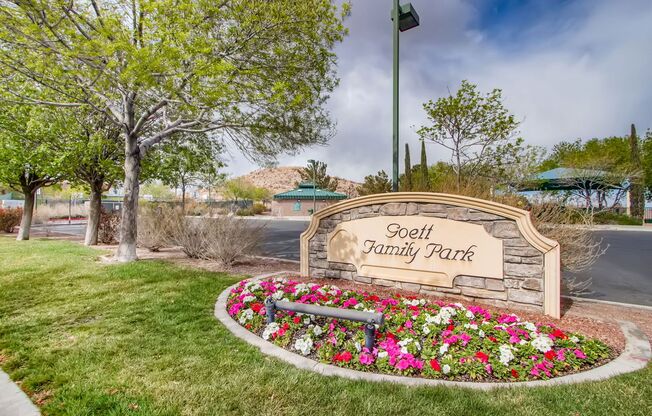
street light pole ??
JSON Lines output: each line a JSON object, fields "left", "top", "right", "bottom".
{"left": 391, "top": 2, "right": 419, "bottom": 192}
{"left": 308, "top": 159, "right": 316, "bottom": 215}
{"left": 392, "top": 0, "right": 400, "bottom": 192}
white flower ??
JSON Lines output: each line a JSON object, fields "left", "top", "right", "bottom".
{"left": 262, "top": 322, "right": 280, "bottom": 340}
{"left": 524, "top": 322, "right": 537, "bottom": 332}
{"left": 354, "top": 303, "right": 363, "bottom": 309}
{"left": 238, "top": 308, "right": 254, "bottom": 324}
{"left": 531, "top": 334, "right": 554, "bottom": 353}
{"left": 478, "top": 329, "right": 485, "bottom": 338}
{"left": 422, "top": 324, "right": 431, "bottom": 335}
{"left": 414, "top": 341, "right": 421, "bottom": 351}
{"left": 294, "top": 336, "right": 313, "bottom": 356}
{"left": 312, "top": 325, "right": 323, "bottom": 336}
{"left": 463, "top": 323, "right": 478, "bottom": 330}
{"left": 442, "top": 364, "right": 451, "bottom": 374}
{"left": 295, "top": 283, "right": 309, "bottom": 295}
{"left": 355, "top": 342, "right": 362, "bottom": 353}
{"left": 465, "top": 310, "right": 474, "bottom": 319}
{"left": 439, "top": 343, "right": 449, "bottom": 355}
{"left": 272, "top": 291, "right": 284, "bottom": 300}
{"left": 378, "top": 351, "right": 388, "bottom": 359}
{"left": 303, "top": 317, "right": 311, "bottom": 325}
{"left": 398, "top": 338, "right": 412, "bottom": 347}
{"left": 241, "top": 295, "right": 256, "bottom": 304}
{"left": 499, "top": 344, "right": 515, "bottom": 366}
{"left": 570, "top": 336, "right": 579, "bottom": 343}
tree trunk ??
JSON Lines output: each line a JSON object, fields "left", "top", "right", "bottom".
{"left": 181, "top": 180, "right": 186, "bottom": 214}
{"left": 84, "top": 181, "right": 103, "bottom": 246}
{"left": 116, "top": 137, "right": 141, "bottom": 262}
{"left": 17, "top": 188, "right": 35, "bottom": 241}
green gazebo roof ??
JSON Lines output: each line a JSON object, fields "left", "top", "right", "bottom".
{"left": 517, "top": 168, "right": 627, "bottom": 192}
{"left": 273, "top": 182, "right": 348, "bottom": 201}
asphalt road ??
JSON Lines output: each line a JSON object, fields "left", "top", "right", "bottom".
{"left": 33, "top": 221, "right": 652, "bottom": 307}
{"left": 568, "top": 231, "right": 652, "bottom": 306}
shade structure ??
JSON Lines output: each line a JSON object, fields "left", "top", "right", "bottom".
{"left": 517, "top": 168, "right": 627, "bottom": 192}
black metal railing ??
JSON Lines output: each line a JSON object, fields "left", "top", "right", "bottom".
{"left": 264, "top": 298, "right": 385, "bottom": 350}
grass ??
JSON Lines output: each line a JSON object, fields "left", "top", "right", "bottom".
{"left": 0, "top": 237, "right": 650, "bottom": 416}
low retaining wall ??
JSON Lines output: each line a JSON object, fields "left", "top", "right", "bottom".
{"left": 300, "top": 193, "right": 561, "bottom": 318}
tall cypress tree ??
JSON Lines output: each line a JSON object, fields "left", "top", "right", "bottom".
{"left": 629, "top": 124, "right": 644, "bottom": 219}
{"left": 420, "top": 140, "right": 429, "bottom": 191}
{"left": 403, "top": 143, "right": 412, "bottom": 191}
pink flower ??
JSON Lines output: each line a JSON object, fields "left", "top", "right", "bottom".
{"left": 359, "top": 353, "right": 374, "bottom": 365}
{"left": 396, "top": 359, "right": 410, "bottom": 370}
{"left": 557, "top": 349, "right": 566, "bottom": 361}
{"left": 574, "top": 349, "right": 587, "bottom": 359}
{"left": 485, "top": 364, "right": 493, "bottom": 374}
{"left": 404, "top": 320, "right": 413, "bottom": 329}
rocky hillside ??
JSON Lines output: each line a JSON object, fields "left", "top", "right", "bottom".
{"left": 237, "top": 166, "right": 360, "bottom": 197}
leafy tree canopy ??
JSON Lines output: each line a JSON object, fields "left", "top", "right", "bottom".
{"left": 357, "top": 171, "right": 391, "bottom": 196}
{"left": 297, "top": 160, "right": 339, "bottom": 191}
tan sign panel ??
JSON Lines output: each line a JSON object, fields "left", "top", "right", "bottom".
{"left": 327, "top": 216, "right": 504, "bottom": 287}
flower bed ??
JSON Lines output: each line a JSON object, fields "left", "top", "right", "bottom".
{"left": 227, "top": 278, "right": 612, "bottom": 382}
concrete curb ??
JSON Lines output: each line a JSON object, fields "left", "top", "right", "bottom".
{"left": 0, "top": 370, "right": 40, "bottom": 416}
{"left": 563, "top": 295, "right": 652, "bottom": 312}
{"left": 215, "top": 272, "right": 651, "bottom": 390}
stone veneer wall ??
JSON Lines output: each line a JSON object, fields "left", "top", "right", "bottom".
{"left": 307, "top": 202, "right": 546, "bottom": 313}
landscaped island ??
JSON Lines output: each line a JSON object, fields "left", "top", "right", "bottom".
{"left": 228, "top": 278, "right": 612, "bottom": 382}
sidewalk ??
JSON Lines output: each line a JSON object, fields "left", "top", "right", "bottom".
{"left": 590, "top": 224, "right": 652, "bottom": 232}
{"left": 0, "top": 370, "right": 39, "bottom": 416}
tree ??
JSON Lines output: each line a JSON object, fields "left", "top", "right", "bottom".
{"left": 357, "top": 171, "right": 392, "bottom": 196}
{"left": 223, "top": 179, "right": 269, "bottom": 204}
{"left": 55, "top": 110, "right": 123, "bottom": 245}
{"left": 419, "top": 140, "right": 430, "bottom": 191}
{"left": 0, "top": 1, "right": 348, "bottom": 261}
{"left": 148, "top": 135, "right": 223, "bottom": 213}
{"left": 0, "top": 103, "right": 60, "bottom": 240}
{"left": 628, "top": 124, "right": 644, "bottom": 218}
{"left": 297, "top": 160, "right": 339, "bottom": 191}
{"left": 644, "top": 130, "right": 652, "bottom": 201}
{"left": 401, "top": 143, "right": 412, "bottom": 191}
{"left": 417, "top": 80, "right": 520, "bottom": 191}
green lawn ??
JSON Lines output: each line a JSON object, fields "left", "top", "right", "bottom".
{"left": 0, "top": 238, "right": 650, "bottom": 416}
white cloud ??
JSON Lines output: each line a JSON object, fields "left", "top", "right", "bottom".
{"left": 225, "top": 0, "right": 652, "bottom": 181}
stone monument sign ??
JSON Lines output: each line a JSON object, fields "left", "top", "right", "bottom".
{"left": 300, "top": 193, "right": 561, "bottom": 318}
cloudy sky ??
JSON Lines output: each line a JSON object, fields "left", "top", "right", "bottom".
{"left": 226, "top": 0, "right": 652, "bottom": 181}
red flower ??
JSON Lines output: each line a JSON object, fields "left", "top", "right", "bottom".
{"left": 386, "top": 332, "right": 397, "bottom": 341}
{"left": 475, "top": 351, "right": 489, "bottom": 363}
{"left": 365, "top": 295, "right": 380, "bottom": 302}
{"left": 250, "top": 302, "right": 263, "bottom": 313}
{"left": 334, "top": 351, "right": 353, "bottom": 363}
{"left": 552, "top": 329, "right": 567, "bottom": 339}
{"left": 511, "top": 369, "right": 519, "bottom": 378}
{"left": 488, "top": 336, "right": 498, "bottom": 342}
{"left": 447, "top": 324, "right": 455, "bottom": 331}
{"left": 429, "top": 359, "right": 441, "bottom": 372}
{"left": 544, "top": 350, "right": 556, "bottom": 361}
{"left": 293, "top": 316, "right": 301, "bottom": 324}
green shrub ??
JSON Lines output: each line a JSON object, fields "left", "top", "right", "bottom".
{"left": 593, "top": 211, "right": 642, "bottom": 225}
{"left": 0, "top": 207, "right": 22, "bottom": 233}
{"left": 236, "top": 208, "right": 254, "bottom": 216}
{"left": 252, "top": 203, "right": 267, "bottom": 215}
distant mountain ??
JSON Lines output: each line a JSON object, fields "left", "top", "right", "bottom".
{"left": 237, "top": 166, "right": 360, "bottom": 198}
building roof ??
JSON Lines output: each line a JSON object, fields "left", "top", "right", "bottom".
{"left": 273, "top": 182, "right": 348, "bottom": 200}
